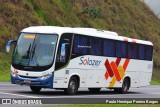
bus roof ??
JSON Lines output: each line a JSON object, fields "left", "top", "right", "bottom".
{"left": 22, "top": 26, "right": 153, "bottom": 46}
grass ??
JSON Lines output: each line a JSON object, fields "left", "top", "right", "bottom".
{"left": 38, "top": 104, "right": 160, "bottom": 107}
{"left": 151, "top": 69, "right": 160, "bottom": 85}
{"left": 151, "top": 80, "right": 160, "bottom": 85}
{"left": 0, "top": 50, "right": 11, "bottom": 82}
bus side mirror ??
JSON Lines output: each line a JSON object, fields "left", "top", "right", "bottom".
{"left": 60, "top": 43, "right": 69, "bottom": 62}
{"left": 6, "top": 40, "right": 17, "bottom": 53}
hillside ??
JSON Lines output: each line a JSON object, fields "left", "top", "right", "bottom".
{"left": 0, "top": 0, "right": 160, "bottom": 81}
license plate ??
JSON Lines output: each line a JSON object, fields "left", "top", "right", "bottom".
{"left": 24, "top": 80, "right": 31, "bottom": 83}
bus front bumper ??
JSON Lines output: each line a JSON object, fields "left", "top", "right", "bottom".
{"left": 11, "top": 74, "right": 53, "bottom": 88}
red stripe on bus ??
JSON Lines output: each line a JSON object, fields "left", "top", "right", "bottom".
{"left": 116, "top": 58, "right": 121, "bottom": 66}
{"left": 124, "top": 38, "right": 128, "bottom": 42}
{"left": 132, "top": 39, "right": 136, "bottom": 43}
{"left": 105, "top": 72, "right": 109, "bottom": 80}
{"left": 110, "top": 61, "right": 121, "bottom": 81}
{"left": 105, "top": 59, "right": 114, "bottom": 77}
{"left": 123, "top": 58, "right": 130, "bottom": 71}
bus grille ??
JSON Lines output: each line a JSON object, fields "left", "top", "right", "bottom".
{"left": 19, "top": 75, "right": 38, "bottom": 79}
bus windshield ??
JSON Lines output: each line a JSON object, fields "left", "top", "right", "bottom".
{"left": 12, "top": 33, "right": 58, "bottom": 71}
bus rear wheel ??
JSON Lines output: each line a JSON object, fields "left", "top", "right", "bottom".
{"left": 114, "top": 78, "right": 129, "bottom": 94}
{"left": 88, "top": 88, "right": 101, "bottom": 93}
{"left": 64, "top": 77, "right": 78, "bottom": 95}
{"left": 30, "top": 86, "right": 42, "bottom": 93}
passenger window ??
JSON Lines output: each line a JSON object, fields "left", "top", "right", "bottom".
{"left": 128, "top": 43, "right": 137, "bottom": 59}
{"left": 103, "top": 39, "right": 116, "bottom": 57}
{"left": 73, "top": 34, "right": 89, "bottom": 56}
{"left": 146, "top": 46, "right": 153, "bottom": 61}
{"left": 89, "top": 37, "right": 102, "bottom": 56}
{"left": 116, "top": 41, "right": 127, "bottom": 58}
{"left": 138, "top": 45, "right": 145, "bottom": 60}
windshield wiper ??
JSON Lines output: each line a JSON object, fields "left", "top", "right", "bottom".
{"left": 27, "top": 44, "right": 32, "bottom": 59}
{"left": 17, "top": 43, "right": 32, "bottom": 66}
{"left": 30, "top": 44, "right": 39, "bottom": 66}
{"left": 31, "top": 44, "right": 36, "bottom": 60}
{"left": 29, "top": 36, "right": 40, "bottom": 66}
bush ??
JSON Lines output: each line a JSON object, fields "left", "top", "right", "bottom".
{"left": 82, "top": 7, "right": 102, "bottom": 18}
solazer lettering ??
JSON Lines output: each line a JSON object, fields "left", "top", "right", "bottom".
{"left": 79, "top": 57, "right": 101, "bottom": 66}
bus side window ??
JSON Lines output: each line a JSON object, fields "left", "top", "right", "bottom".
{"left": 128, "top": 43, "right": 137, "bottom": 59}
{"left": 116, "top": 41, "right": 127, "bottom": 58}
{"left": 72, "top": 34, "right": 89, "bottom": 58}
{"left": 89, "top": 37, "right": 102, "bottom": 56}
{"left": 138, "top": 45, "right": 145, "bottom": 60}
{"left": 146, "top": 46, "right": 153, "bottom": 61}
{"left": 103, "top": 39, "right": 116, "bottom": 57}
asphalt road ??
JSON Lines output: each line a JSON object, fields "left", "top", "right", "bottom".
{"left": 0, "top": 82, "right": 160, "bottom": 106}
{"left": 0, "top": 82, "right": 160, "bottom": 99}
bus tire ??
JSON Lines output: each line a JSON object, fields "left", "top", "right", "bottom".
{"left": 64, "top": 77, "right": 78, "bottom": 95}
{"left": 88, "top": 88, "right": 101, "bottom": 93}
{"left": 30, "top": 86, "right": 42, "bottom": 93}
{"left": 114, "top": 78, "right": 129, "bottom": 94}
{"left": 121, "top": 78, "right": 129, "bottom": 94}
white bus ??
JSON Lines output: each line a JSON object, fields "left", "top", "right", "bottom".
{"left": 6, "top": 26, "right": 153, "bottom": 95}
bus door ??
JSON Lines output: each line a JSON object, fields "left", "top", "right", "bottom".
{"left": 54, "top": 33, "right": 73, "bottom": 88}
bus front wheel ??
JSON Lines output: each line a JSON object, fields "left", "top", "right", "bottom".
{"left": 30, "top": 86, "right": 42, "bottom": 93}
{"left": 64, "top": 77, "right": 78, "bottom": 95}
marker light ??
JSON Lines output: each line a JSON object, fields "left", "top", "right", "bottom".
{"left": 14, "top": 69, "right": 19, "bottom": 74}
{"left": 24, "top": 35, "right": 36, "bottom": 39}
{"left": 11, "top": 69, "right": 19, "bottom": 77}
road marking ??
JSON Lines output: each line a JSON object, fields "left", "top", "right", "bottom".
{"left": 0, "top": 92, "right": 39, "bottom": 98}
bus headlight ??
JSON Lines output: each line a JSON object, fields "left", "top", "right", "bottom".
{"left": 11, "top": 69, "right": 19, "bottom": 77}
{"left": 40, "top": 73, "right": 52, "bottom": 80}
{"left": 11, "top": 71, "right": 16, "bottom": 77}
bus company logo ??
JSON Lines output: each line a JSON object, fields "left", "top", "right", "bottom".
{"left": 79, "top": 57, "right": 101, "bottom": 66}
{"left": 104, "top": 58, "right": 130, "bottom": 87}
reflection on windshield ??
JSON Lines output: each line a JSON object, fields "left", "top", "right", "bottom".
{"left": 12, "top": 33, "right": 58, "bottom": 67}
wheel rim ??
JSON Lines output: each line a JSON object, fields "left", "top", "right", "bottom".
{"left": 123, "top": 81, "right": 128, "bottom": 92}
{"left": 70, "top": 81, "right": 76, "bottom": 93}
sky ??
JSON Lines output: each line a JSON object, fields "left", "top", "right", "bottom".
{"left": 143, "top": 0, "right": 160, "bottom": 18}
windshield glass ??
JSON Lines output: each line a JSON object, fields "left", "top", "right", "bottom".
{"left": 12, "top": 33, "right": 58, "bottom": 71}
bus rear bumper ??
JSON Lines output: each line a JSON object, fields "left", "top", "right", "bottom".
{"left": 11, "top": 75, "right": 53, "bottom": 88}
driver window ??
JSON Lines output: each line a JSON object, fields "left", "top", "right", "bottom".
{"left": 55, "top": 33, "right": 73, "bottom": 70}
